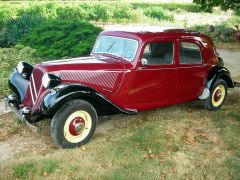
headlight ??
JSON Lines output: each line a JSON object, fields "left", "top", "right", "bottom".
{"left": 17, "top": 62, "right": 24, "bottom": 74}
{"left": 42, "top": 73, "right": 61, "bottom": 88}
{"left": 16, "top": 61, "right": 33, "bottom": 79}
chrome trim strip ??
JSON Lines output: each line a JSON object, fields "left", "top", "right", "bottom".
{"left": 29, "top": 81, "right": 35, "bottom": 104}
{"left": 31, "top": 74, "right": 38, "bottom": 98}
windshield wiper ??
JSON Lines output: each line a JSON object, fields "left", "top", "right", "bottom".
{"left": 107, "top": 41, "right": 116, "bottom": 52}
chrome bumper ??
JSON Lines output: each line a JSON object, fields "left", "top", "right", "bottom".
{"left": 4, "top": 95, "right": 40, "bottom": 133}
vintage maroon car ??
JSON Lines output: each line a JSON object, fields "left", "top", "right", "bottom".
{"left": 5, "top": 27, "right": 237, "bottom": 148}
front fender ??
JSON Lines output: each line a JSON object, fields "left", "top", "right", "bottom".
{"left": 9, "top": 70, "right": 29, "bottom": 101}
{"left": 41, "top": 84, "right": 137, "bottom": 116}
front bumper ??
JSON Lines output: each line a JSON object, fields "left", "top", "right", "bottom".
{"left": 4, "top": 95, "right": 40, "bottom": 133}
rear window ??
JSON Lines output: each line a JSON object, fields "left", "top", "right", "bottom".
{"left": 180, "top": 42, "right": 202, "bottom": 64}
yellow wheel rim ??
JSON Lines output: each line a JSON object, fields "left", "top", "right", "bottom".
{"left": 63, "top": 111, "right": 92, "bottom": 143}
{"left": 211, "top": 85, "right": 225, "bottom": 107}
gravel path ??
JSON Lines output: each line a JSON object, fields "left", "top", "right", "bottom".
{"left": 0, "top": 100, "right": 10, "bottom": 116}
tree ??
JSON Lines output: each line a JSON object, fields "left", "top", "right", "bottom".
{"left": 193, "top": 0, "right": 240, "bottom": 12}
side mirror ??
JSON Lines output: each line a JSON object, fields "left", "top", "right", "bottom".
{"left": 141, "top": 58, "right": 148, "bottom": 65}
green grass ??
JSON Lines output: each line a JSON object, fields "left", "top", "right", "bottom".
{"left": 1, "top": 91, "right": 239, "bottom": 179}
{"left": 13, "top": 162, "right": 37, "bottom": 179}
{"left": 11, "top": 160, "right": 59, "bottom": 178}
{"left": 41, "top": 160, "right": 59, "bottom": 174}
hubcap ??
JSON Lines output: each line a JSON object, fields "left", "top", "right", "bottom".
{"left": 69, "top": 117, "right": 85, "bottom": 136}
{"left": 212, "top": 85, "right": 225, "bottom": 107}
{"left": 64, "top": 111, "right": 92, "bottom": 143}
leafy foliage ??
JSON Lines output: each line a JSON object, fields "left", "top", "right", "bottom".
{"left": 144, "top": 7, "right": 174, "bottom": 22}
{"left": 193, "top": 0, "right": 240, "bottom": 12}
{"left": 19, "top": 19, "right": 102, "bottom": 60}
{"left": 113, "top": 4, "right": 136, "bottom": 23}
{"left": 56, "top": 6, "right": 89, "bottom": 20}
{"left": 0, "top": 7, "right": 14, "bottom": 30}
{"left": 1, "top": 6, "right": 46, "bottom": 47}
{"left": 190, "top": 23, "right": 237, "bottom": 43}
{"left": 132, "top": 2, "right": 202, "bottom": 12}
{"left": 91, "top": 4, "right": 113, "bottom": 23}
{"left": 0, "top": 46, "right": 41, "bottom": 96}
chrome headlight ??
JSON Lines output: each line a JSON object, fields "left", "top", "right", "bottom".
{"left": 17, "top": 62, "right": 24, "bottom": 74}
{"left": 42, "top": 73, "right": 61, "bottom": 88}
{"left": 16, "top": 61, "right": 33, "bottom": 79}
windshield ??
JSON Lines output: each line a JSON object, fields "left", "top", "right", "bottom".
{"left": 93, "top": 35, "right": 138, "bottom": 61}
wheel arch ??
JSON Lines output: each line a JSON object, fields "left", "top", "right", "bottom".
{"left": 206, "top": 65, "right": 234, "bottom": 90}
{"left": 41, "top": 84, "right": 136, "bottom": 117}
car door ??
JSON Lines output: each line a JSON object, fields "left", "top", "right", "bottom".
{"left": 177, "top": 39, "right": 209, "bottom": 102}
{"left": 127, "top": 39, "right": 177, "bottom": 110}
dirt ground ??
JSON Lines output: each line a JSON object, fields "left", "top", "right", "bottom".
{"left": 0, "top": 48, "right": 239, "bottom": 163}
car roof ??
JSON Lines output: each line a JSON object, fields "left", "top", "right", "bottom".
{"left": 101, "top": 26, "right": 202, "bottom": 40}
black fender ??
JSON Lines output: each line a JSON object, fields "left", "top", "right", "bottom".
{"left": 206, "top": 65, "right": 234, "bottom": 90}
{"left": 41, "top": 84, "right": 137, "bottom": 116}
{"left": 9, "top": 70, "right": 29, "bottom": 101}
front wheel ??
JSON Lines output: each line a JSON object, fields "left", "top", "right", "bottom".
{"left": 205, "top": 79, "right": 228, "bottom": 110}
{"left": 51, "top": 99, "right": 97, "bottom": 148}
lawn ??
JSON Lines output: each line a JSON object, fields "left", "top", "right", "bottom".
{"left": 0, "top": 90, "right": 239, "bottom": 179}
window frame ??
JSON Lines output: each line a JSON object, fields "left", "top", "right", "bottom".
{"left": 178, "top": 40, "right": 203, "bottom": 65}
{"left": 140, "top": 39, "right": 176, "bottom": 67}
{"left": 92, "top": 35, "right": 139, "bottom": 62}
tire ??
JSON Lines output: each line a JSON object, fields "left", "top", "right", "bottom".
{"left": 205, "top": 78, "right": 228, "bottom": 110}
{"left": 51, "top": 99, "right": 97, "bottom": 148}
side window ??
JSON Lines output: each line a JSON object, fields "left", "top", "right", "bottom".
{"left": 180, "top": 42, "right": 202, "bottom": 64}
{"left": 143, "top": 42, "right": 174, "bottom": 65}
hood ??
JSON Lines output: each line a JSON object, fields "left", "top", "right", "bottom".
{"left": 34, "top": 55, "right": 128, "bottom": 93}
{"left": 37, "top": 55, "right": 126, "bottom": 72}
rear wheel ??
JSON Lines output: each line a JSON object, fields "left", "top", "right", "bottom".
{"left": 205, "top": 79, "right": 228, "bottom": 110}
{"left": 51, "top": 99, "right": 97, "bottom": 148}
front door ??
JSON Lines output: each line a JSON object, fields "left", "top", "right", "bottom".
{"left": 127, "top": 39, "right": 177, "bottom": 110}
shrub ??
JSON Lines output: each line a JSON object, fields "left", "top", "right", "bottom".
{"left": 131, "top": 2, "right": 202, "bottom": 12}
{"left": 0, "top": 7, "right": 16, "bottom": 47}
{"left": 0, "top": 7, "right": 14, "bottom": 30}
{"left": 2, "top": 7, "right": 46, "bottom": 47}
{"left": 113, "top": 4, "right": 136, "bottom": 23}
{"left": 189, "top": 23, "right": 237, "bottom": 43}
{"left": 91, "top": 4, "right": 113, "bottom": 23}
{"left": 19, "top": 19, "right": 102, "bottom": 60}
{"left": 0, "top": 46, "right": 41, "bottom": 96}
{"left": 56, "top": 6, "right": 89, "bottom": 20}
{"left": 144, "top": 7, "right": 174, "bottom": 22}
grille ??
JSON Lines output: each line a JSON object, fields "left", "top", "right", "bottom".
{"left": 29, "top": 68, "right": 44, "bottom": 104}
{"left": 22, "top": 67, "right": 48, "bottom": 114}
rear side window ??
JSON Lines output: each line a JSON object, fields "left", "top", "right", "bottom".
{"left": 143, "top": 42, "right": 174, "bottom": 65}
{"left": 180, "top": 42, "right": 202, "bottom": 64}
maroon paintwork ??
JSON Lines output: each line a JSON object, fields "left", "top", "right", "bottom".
{"left": 23, "top": 28, "right": 220, "bottom": 113}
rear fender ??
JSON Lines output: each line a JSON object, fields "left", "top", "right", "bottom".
{"left": 199, "top": 66, "right": 234, "bottom": 99}
{"left": 206, "top": 66, "right": 234, "bottom": 89}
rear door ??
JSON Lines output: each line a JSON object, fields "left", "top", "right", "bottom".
{"left": 177, "top": 39, "right": 209, "bottom": 102}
